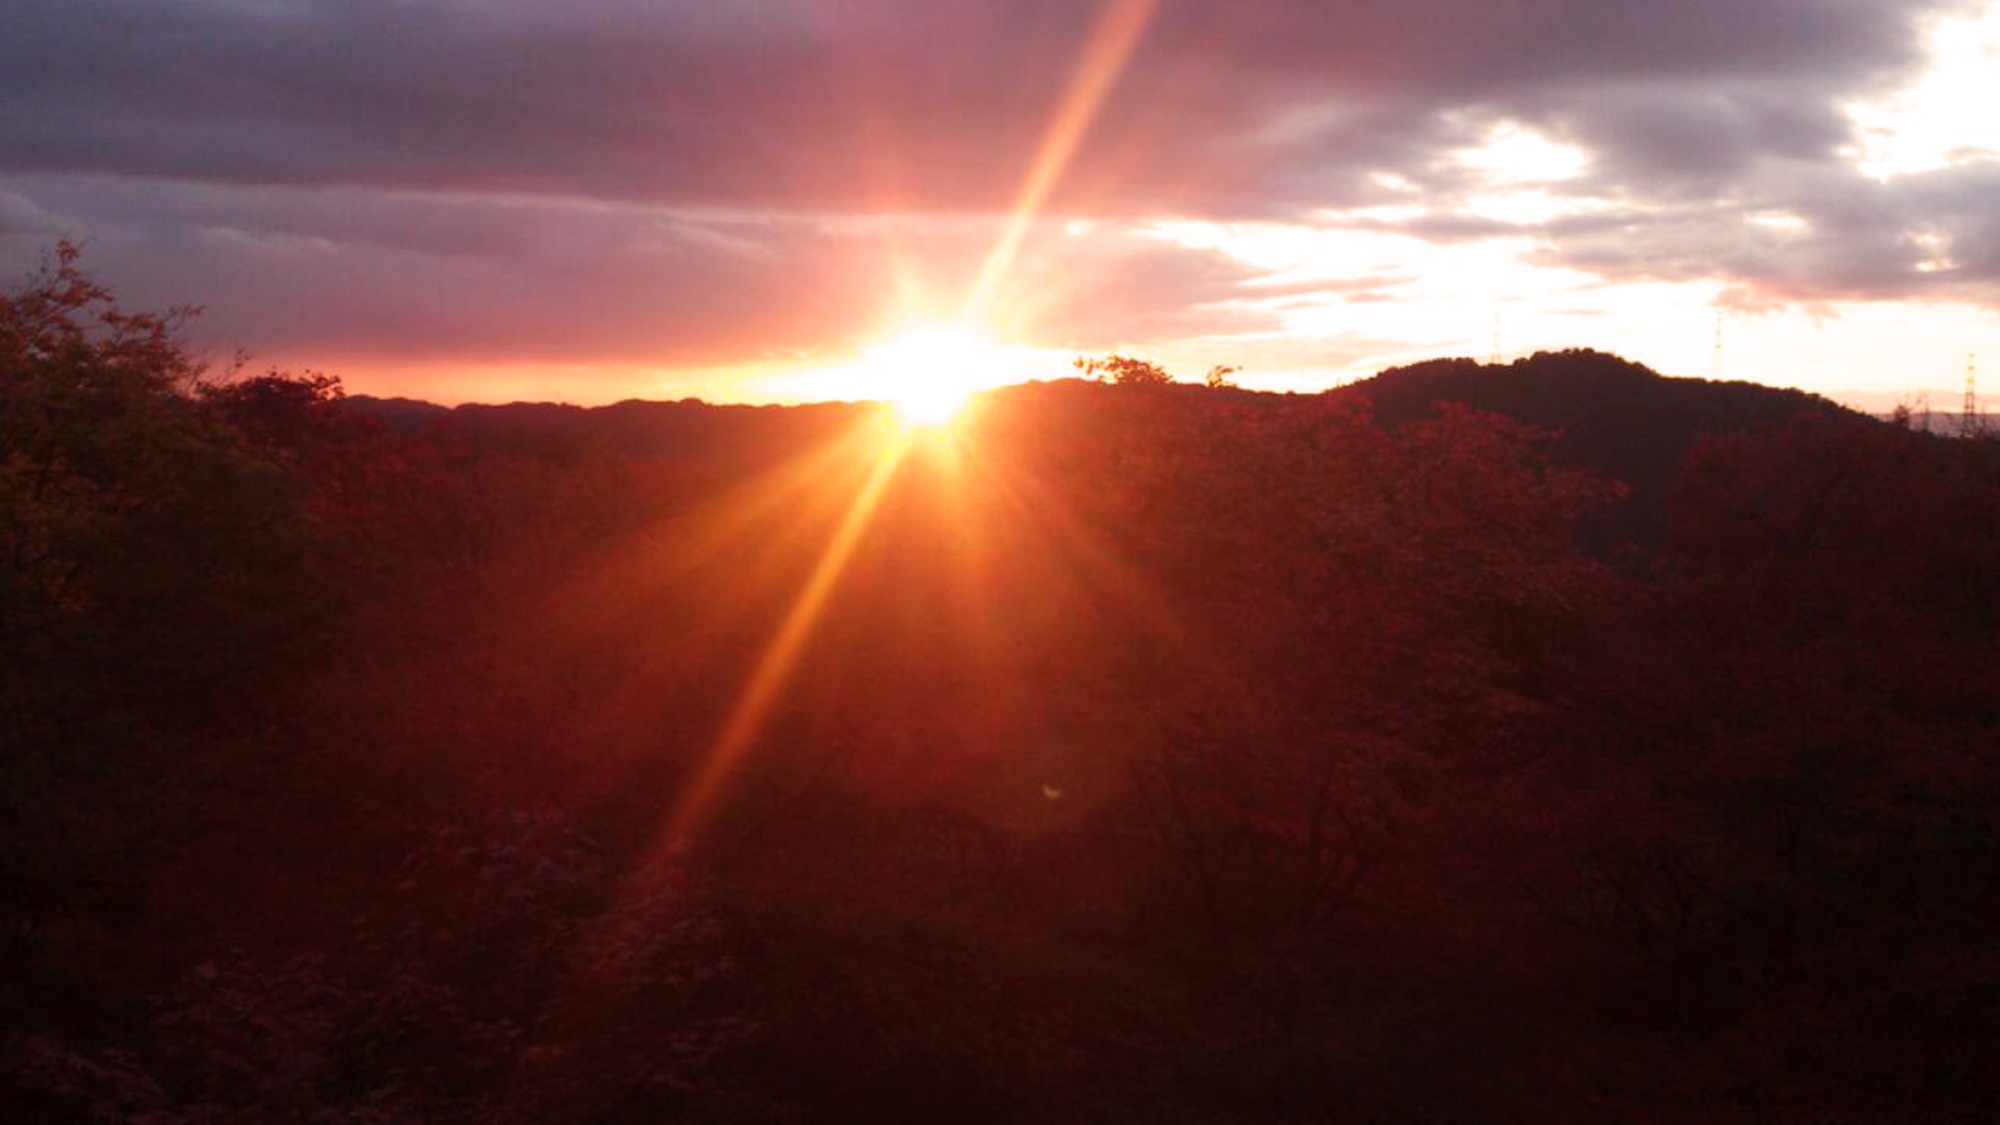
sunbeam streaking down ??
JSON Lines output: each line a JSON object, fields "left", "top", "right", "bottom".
{"left": 653, "top": 0, "right": 1160, "bottom": 858}
{"left": 517, "top": 416, "right": 904, "bottom": 772}
{"left": 959, "top": 0, "right": 1159, "bottom": 327}
{"left": 654, "top": 428, "right": 915, "bottom": 855}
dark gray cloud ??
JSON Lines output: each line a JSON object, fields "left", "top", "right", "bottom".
{"left": 1527, "top": 158, "right": 2000, "bottom": 305}
{"left": 0, "top": 173, "right": 1275, "bottom": 366}
{"left": 0, "top": 189, "right": 65, "bottom": 237}
{"left": 0, "top": 0, "right": 1959, "bottom": 212}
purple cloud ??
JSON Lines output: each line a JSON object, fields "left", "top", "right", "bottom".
{"left": 3, "top": 0, "right": 1992, "bottom": 398}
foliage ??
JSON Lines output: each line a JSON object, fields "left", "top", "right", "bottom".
{"left": 2, "top": 249, "right": 347, "bottom": 1025}
{"left": 1073, "top": 352, "right": 1173, "bottom": 386}
{"left": 9, "top": 254, "right": 1999, "bottom": 1121}
{"left": 0, "top": 243, "right": 334, "bottom": 726}
{"left": 1358, "top": 348, "right": 1859, "bottom": 554}
{"left": 14, "top": 807, "right": 752, "bottom": 1123}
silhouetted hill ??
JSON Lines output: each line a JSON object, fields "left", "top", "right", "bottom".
{"left": 342, "top": 394, "right": 452, "bottom": 427}
{"left": 346, "top": 394, "right": 875, "bottom": 470}
{"left": 25, "top": 259, "right": 2000, "bottom": 1123}
{"left": 350, "top": 350, "right": 1866, "bottom": 556}
{"left": 1342, "top": 349, "right": 1868, "bottom": 554}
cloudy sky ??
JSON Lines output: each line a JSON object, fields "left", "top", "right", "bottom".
{"left": 4, "top": 0, "right": 1998, "bottom": 406}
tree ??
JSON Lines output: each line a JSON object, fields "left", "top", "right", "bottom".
{"left": 1, "top": 246, "right": 338, "bottom": 1019}
{"left": 1204, "top": 364, "right": 1240, "bottom": 389}
{"left": 200, "top": 368, "right": 346, "bottom": 453}
{"left": 0, "top": 244, "right": 339, "bottom": 715}
{"left": 1074, "top": 353, "right": 1173, "bottom": 387}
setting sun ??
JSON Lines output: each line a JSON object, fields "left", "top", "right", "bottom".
{"left": 864, "top": 325, "right": 999, "bottom": 427}
{"left": 13, "top": 0, "right": 2000, "bottom": 1116}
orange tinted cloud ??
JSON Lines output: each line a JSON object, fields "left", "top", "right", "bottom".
{"left": 2, "top": 0, "right": 1993, "bottom": 401}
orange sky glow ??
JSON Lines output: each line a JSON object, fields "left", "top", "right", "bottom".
{"left": 3, "top": 0, "right": 1998, "bottom": 412}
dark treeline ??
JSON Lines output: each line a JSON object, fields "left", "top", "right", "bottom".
{"left": 1356, "top": 352, "right": 1864, "bottom": 556}
{"left": 7, "top": 252, "right": 1999, "bottom": 1121}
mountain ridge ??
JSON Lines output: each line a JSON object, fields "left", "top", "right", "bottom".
{"left": 346, "top": 348, "right": 1866, "bottom": 553}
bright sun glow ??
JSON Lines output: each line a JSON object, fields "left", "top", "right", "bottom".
{"left": 864, "top": 325, "right": 999, "bottom": 427}
{"left": 1847, "top": 1, "right": 2000, "bottom": 179}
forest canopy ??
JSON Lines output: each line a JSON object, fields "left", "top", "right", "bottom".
{"left": 6, "top": 253, "right": 1999, "bottom": 1122}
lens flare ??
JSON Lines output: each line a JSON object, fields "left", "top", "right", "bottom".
{"left": 865, "top": 325, "right": 997, "bottom": 428}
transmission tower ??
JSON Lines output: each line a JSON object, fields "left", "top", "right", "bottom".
{"left": 1964, "top": 353, "right": 1981, "bottom": 439}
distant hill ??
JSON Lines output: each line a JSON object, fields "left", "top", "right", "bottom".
{"left": 345, "top": 394, "right": 876, "bottom": 471}
{"left": 342, "top": 395, "right": 453, "bottom": 428}
{"left": 347, "top": 349, "right": 1866, "bottom": 556}
{"left": 1340, "top": 349, "right": 1868, "bottom": 555}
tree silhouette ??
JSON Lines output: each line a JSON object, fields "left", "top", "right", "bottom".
{"left": 0, "top": 244, "right": 340, "bottom": 720}
{"left": 1074, "top": 353, "right": 1173, "bottom": 386}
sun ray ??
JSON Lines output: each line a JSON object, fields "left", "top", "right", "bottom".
{"left": 636, "top": 0, "right": 1163, "bottom": 862}
{"left": 505, "top": 419, "right": 889, "bottom": 662}
{"left": 525, "top": 419, "right": 898, "bottom": 758}
{"left": 653, "top": 430, "right": 914, "bottom": 854}
{"left": 864, "top": 323, "right": 1003, "bottom": 427}
{"left": 960, "top": 0, "right": 1160, "bottom": 325}
{"left": 978, "top": 448, "right": 1215, "bottom": 671}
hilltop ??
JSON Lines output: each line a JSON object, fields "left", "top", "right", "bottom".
{"left": 1341, "top": 349, "right": 1865, "bottom": 552}
{"left": 344, "top": 394, "right": 873, "bottom": 470}
{"left": 352, "top": 348, "right": 1867, "bottom": 556}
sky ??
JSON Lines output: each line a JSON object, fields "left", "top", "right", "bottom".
{"left": 3, "top": 0, "right": 1998, "bottom": 408}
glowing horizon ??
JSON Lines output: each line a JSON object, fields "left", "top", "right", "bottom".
{"left": 643, "top": 0, "right": 1171, "bottom": 857}
{"left": 5, "top": 0, "right": 1998, "bottom": 412}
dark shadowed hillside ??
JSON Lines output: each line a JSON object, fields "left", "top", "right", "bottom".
{"left": 347, "top": 357, "right": 1882, "bottom": 541}
{"left": 1345, "top": 349, "right": 1867, "bottom": 555}
{"left": 10, "top": 255, "right": 1999, "bottom": 1122}
{"left": 356, "top": 350, "right": 1867, "bottom": 560}
{"left": 347, "top": 394, "right": 875, "bottom": 473}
